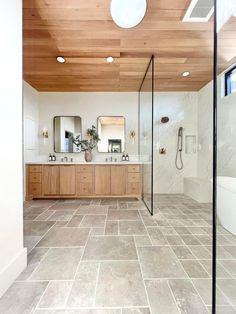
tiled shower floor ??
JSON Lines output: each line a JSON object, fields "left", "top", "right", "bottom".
{"left": 0, "top": 195, "right": 235, "bottom": 313}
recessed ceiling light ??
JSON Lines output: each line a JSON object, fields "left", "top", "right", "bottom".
{"left": 182, "top": 71, "right": 190, "bottom": 77}
{"left": 110, "top": 0, "right": 147, "bottom": 29}
{"left": 56, "top": 56, "right": 65, "bottom": 63}
{"left": 106, "top": 56, "right": 114, "bottom": 63}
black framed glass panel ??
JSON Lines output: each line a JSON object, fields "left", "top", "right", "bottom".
{"left": 139, "top": 56, "right": 154, "bottom": 215}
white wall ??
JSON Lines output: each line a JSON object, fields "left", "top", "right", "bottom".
{"left": 0, "top": 0, "right": 27, "bottom": 297}
{"left": 23, "top": 81, "right": 39, "bottom": 162}
{"left": 23, "top": 87, "right": 199, "bottom": 194}
{"left": 38, "top": 92, "right": 139, "bottom": 161}
{"left": 154, "top": 92, "right": 198, "bottom": 194}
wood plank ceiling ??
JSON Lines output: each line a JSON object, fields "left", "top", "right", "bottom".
{"left": 23, "top": 0, "right": 217, "bottom": 92}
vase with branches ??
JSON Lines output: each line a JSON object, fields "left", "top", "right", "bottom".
{"left": 72, "top": 125, "right": 100, "bottom": 162}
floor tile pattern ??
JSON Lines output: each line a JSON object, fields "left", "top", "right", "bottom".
{"left": 0, "top": 195, "right": 236, "bottom": 313}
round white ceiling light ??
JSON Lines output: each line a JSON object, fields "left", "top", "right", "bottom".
{"left": 106, "top": 56, "right": 114, "bottom": 63}
{"left": 110, "top": 0, "right": 147, "bottom": 29}
{"left": 56, "top": 56, "right": 65, "bottom": 63}
{"left": 182, "top": 71, "right": 190, "bottom": 77}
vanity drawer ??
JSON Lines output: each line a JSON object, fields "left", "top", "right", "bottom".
{"left": 29, "top": 165, "right": 42, "bottom": 173}
{"left": 77, "top": 165, "right": 93, "bottom": 173}
{"left": 29, "top": 183, "right": 42, "bottom": 196}
{"left": 127, "top": 165, "right": 140, "bottom": 173}
{"left": 126, "top": 183, "right": 140, "bottom": 195}
{"left": 77, "top": 183, "right": 93, "bottom": 195}
{"left": 128, "top": 173, "right": 140, "bottom": 183}
{"left": 77, "top": 172, "right": 93, "bottom": 183}
{"left": 29, "top": 172, "right": 42, "bottom": 183}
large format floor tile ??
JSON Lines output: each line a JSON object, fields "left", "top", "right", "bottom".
{"left": 0, "top": 281, "right": 48, "bottom": 314}
{"left": 168, "top": 279, "right": 208, "bottom": 313}
{"left": 217, "top": 279, "right": 236, "bottom": 305}
{"left": 67, "top": 262, "right": 99, "bottom": 307}
{"left": 145, "top": 279, "right": 179, "bottom": 314}
{"left": 119, "top": 220, "right": 147, "bottom": 235}
{"left": 192, "top": 279, "right": 230, "bottom": 306}
{"left": 38, "top": 281, "right": 72, "bottom": 309}
{"left": 138, "top": 246, "right": 187, "bottom": 278}
{"left": 36, "top": 227, "right": 90, "bottom": 247}
{"left": 17, "top": 248, "right": 49, "bottom": 280}
{"left": 4, "top": 195, "right": 235, "bottom": 313}
{"left": 83, "top": 236, "right": 137, "bottom": 260}
{"left": 95, "top": 261, "right": 148, "bottom": 307}
{"left": 30, "top": 248, "right": 83, "bottom": 280}
{"left": 80, "top": 215, "right": 106, "bottom": 228}
{"left": 24, "top": 220, "right": 55, "bottom": 236}
{"left": 107, "top": 210, "right": 141, "bottom": 220}
{"left": 76, "top": 205, "right": 108, "bottom": 215}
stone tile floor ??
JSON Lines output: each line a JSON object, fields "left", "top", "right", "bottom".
{"left": 0, "top": 194, "right": 235, "bottom": 313}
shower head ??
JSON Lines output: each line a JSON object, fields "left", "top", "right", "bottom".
{"left": 160, "top": 116, "right": 169, "bottom": 124}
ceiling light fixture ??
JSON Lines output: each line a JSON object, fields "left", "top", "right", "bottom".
{"left": 182, "top": 71, "right": 190, "bottom": 77}
{"left": 56, "top": 56, "right": 65, "bottom": 63}
{"left": 106, "top": 56, "right": 114, "bottom": 63}
{"left": 110, "top": 0, "right": 147, "bottom": 29}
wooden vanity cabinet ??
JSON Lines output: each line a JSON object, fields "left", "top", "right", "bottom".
{"left": 94, "top": 166, "right": 111, "bottom": 195}
{"left": 76, "top": 165, "right": 94, "bottom": 196}
{"left": 59, "top": 165, "right": 76, "bottom": 195}
{"left": 111, "top": 166, "right": 126, "bottom": 195}
{"left": 42, "top": 165, "right": 59, "bottom": 195}
{"left": 27, "top": 165, "right": 42, "bottom": 198}
{"left": 26, "top": 163, "right": 141, "bottom": 200}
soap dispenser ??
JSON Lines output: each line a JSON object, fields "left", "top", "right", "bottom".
{"left": 52, "top": 154, "right": 56, "bottom": 161}
{"left": 126, "top": 153, "right": 129, "bottom": 161}
{"left": 122, "top": 153, "right": 126, "bottom": 161}
{"left": 48, "top": 154, "right": 52, "bottom": 162}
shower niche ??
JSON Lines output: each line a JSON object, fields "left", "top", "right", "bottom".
{"left": 185, "top": 135, "right": 197, "bottom": 154}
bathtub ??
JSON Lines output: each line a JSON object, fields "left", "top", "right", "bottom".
{"left": 217, "top": 176, "right": 236, "bottom": 236}
{"left": 184, "top": 177, "right": 212, "bottom": 203}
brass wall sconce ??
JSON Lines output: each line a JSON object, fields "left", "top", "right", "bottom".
{"left": 130, "top": 131, "right": 136, "bottom": 144}
{"left": 42, "top": 129, "right": 48, "bottom": 139}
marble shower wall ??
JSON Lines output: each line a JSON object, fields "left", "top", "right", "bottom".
{"left": 153, "top": 92, "right": 198, "bottom": 194}
{"left": 197, "top": 81, "right": 213, "bottom": 180}
{"left": 217, "top": 76, "right": 236, "bottom": 177}
{"left": 197, "top": 74, "right": 236, "bottom": 179}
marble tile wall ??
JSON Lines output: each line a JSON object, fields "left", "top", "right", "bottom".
{"left": 153, "top": 92, "right": 198, "bottom": 194}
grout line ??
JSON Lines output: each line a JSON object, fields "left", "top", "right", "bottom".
{"left": 93, "top": 261, "right": 101, "bottom": 307}
{"left": 166, "top": 279, "right": 182, "bottom": 314}
{"left": 63, "top": 227, "right": 93, "bottom": 308}
{"left": 32, "top": 280, "right": 50, "bottom": 313}
{"left": 134, "top": 235, "right": 152, "bottom": 314}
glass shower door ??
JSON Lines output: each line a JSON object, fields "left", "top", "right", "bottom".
{"left": 214, "top": 1, "right": 236, "bottom": 312}
{"left": 139, "top": 56, "right": 154, "bottom": 215}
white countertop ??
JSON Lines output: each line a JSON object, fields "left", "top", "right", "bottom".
{"left": 26, "top": 161, "right": 142, "bottom": 165}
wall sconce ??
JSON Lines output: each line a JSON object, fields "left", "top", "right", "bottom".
{"left": 42, "top": 129, "right": 48, "bottom": 139}
{"left": 130, "top": 131, "right": 136, "bottom": 144}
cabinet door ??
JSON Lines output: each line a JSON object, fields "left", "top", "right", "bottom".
{"left": 111, "top": 166, "right": 126, "bottom": 195}
{"left": 43, "top": 166, "right": 59, "bottom": 195}
{"left": 95, "top": 166, "right": 111, "bottom": 195}
{"left": 60, "top": 165, "right": 76, "bottom": 195}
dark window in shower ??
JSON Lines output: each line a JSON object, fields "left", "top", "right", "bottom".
{"left": 225, "top": 65, "right": 236, "bottom": 96}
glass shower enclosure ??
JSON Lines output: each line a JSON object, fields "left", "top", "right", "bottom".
{"left": 214, "top": 0, "right": 236, "bottom": 312}
{"left": 139, "top": 56, "right": 154, "bottom": 215}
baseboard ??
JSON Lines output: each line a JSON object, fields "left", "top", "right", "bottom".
{"left": 0, "top": 248, "right": 27, "bottom": 297}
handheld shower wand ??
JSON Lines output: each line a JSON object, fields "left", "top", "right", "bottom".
{"left": 175, "top": 127, "right": 184, "bottom": 170}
